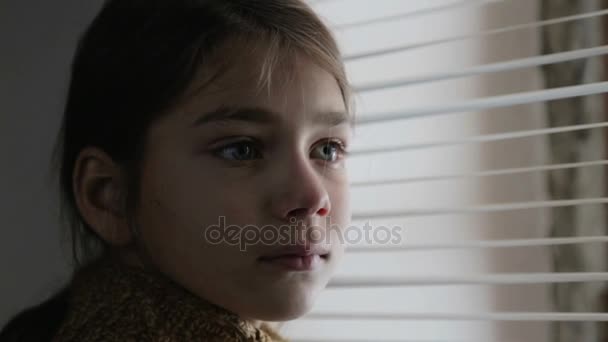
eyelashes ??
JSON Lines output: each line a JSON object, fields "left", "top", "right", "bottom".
{"left": 311, "top": 138, "right": 349, "bottom": 162}
{"left": 210, "top": 137, "right": 349, "bottom": 164}
{"left": 213, "top": 139, "right": 262, "bottom": 162}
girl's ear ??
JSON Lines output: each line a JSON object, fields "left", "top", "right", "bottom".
{"left": 72, "top": 147, "right": 133, "bottom": 246}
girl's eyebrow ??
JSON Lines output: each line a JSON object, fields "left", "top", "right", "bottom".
{"left": 191, "top": 106, "right": 353, "bottom": 128}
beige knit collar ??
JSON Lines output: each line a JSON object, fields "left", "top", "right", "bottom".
{"left": 53, "top": 257, "right": 287, "bottom": 341}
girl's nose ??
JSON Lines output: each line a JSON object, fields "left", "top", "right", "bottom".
{"left": 268, "top": 157, "right": 331, "bottom": 223}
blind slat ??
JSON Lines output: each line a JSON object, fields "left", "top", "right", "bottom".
{"left": 352, "top": 160, "right": 608, "bottom": 186}
{"left": 304, "top": 312, "right": 608, "bottom": 322}
{"left": 356, "top": 81, "right": 608, "bottom": 125}
{"left": 347, "top": 236, "right": 608, "bottom": 252}
{"left": 333, "top": 0, "right": 500, "bottom": 30}
{"left": 355, "top": 45, "right": 608, "bottom": 92}
{"left": 344, "top": 9, "right": 608, "bottom": 61}
{"left": 328, "top": 272, "right": 608, "bottom": 287}
{"left": 353, "top": 198, "right": 608, "bottom": 219}
{"left": 352, "top": 121, "right": 608, "bottom": 155}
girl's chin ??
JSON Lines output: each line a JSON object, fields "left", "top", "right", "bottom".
{"left": 253, "top": 301, "right": 316, "bottom": 322}
{"left": 245, "top": 287, "right": 320, "bottom": 321}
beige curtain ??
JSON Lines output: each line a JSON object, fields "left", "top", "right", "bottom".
{"left": 541, "top": 0, "right": 608, "bottom": 341}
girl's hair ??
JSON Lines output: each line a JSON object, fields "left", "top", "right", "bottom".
{"left": 1, "top": 0, "right": 349, "bottom": 339}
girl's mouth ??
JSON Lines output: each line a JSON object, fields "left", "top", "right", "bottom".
{"left": 258, "top": 253, "right": 329, "bottom": 271}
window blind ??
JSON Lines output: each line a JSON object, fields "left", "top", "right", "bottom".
{"left": 281, "top": 0, "right": 608, "bottom": 341}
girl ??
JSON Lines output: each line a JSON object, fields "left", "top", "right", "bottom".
{"left": 0, "top": 0, "right": 353, "bottom": 341}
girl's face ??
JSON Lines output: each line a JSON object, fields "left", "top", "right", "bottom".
{"left": 130, "top": 51, "right": 352, "bottom": 321}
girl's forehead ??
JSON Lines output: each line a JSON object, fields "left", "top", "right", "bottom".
{"left": 177, "top": 51, "right": 345, "bottom": 120}
{"left": 152, "top": 34, "right": 349, "bottom": 132}
{"left": 185, "top": 37, "right": 329, "bottom": 95}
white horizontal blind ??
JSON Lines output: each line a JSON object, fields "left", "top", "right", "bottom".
{"left": 280, "top": 0, "right": 608, "bottom": 341}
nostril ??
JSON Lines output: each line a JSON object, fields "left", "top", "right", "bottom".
{"left": 318, "top": 208, "right": 329, "bottom": 216}
{"left": 287, "top": 208, "right": 313, "bottom": 221}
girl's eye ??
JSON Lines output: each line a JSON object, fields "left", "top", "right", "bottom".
{"left": 214, "top": 141, "right": 262, "bottom": 161}
{"left": 311, "top": 139, "right": 348, "bottom": 162}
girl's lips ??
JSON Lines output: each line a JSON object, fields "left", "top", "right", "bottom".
{"left": 258, "top": 254, "right": 328, "bottom": 271}
{"left": 259, "top": 244, "right": 331, "bottom": 259}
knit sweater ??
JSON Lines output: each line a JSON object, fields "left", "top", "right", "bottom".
{"left": 52, "top": 259, "right": 288, "bottom": 341}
